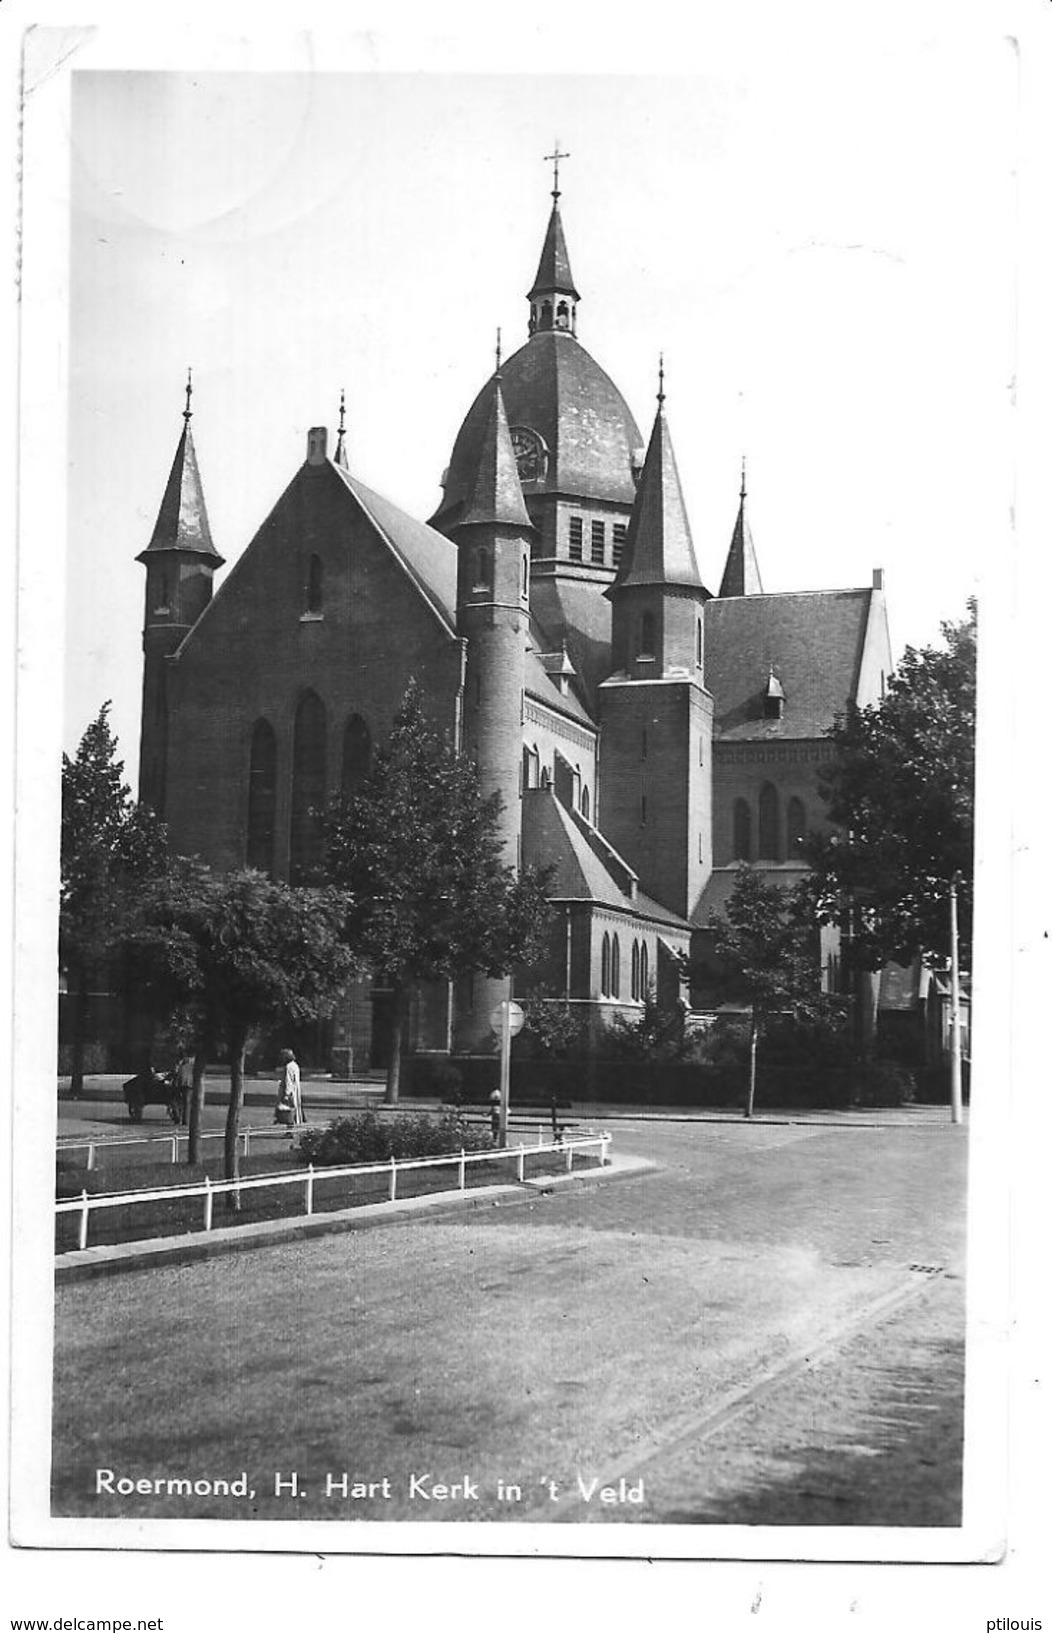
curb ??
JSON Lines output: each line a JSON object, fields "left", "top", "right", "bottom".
{"left": 55, "top": 1153, "right": 656, "bottom": 1283}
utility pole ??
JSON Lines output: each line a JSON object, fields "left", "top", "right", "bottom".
{"left": 949, "top": 871, "right": 963, "bottom": 1125}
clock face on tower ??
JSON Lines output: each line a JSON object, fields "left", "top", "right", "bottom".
{"left": 510, "top": 426, "right": 547, "bottom": 484}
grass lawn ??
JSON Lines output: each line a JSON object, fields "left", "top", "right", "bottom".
{"left": 55, "top": 1146, "right": 601, "bottom": 1254}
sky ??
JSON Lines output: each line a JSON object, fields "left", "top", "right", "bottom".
{"left": 59, "top": 26, "right": 1015, "bottom": 781}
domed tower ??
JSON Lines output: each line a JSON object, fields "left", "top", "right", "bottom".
{"left": 450, "top": 359, "right": 534, "bottom": 1049}
{"left": 430, "top": 162, "right": 643, "bottom": 704}
{"left": 136, "top": 374, "right": 223, "bottom": 815}
{"left": 598, "top": 367, "right": 714, "bottom": 920}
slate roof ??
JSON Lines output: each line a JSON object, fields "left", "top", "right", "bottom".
{"left": 705, "top": 588, "right": 876, "bottom": 741}
{"left": 457, "top": 376, "right": 532, "bottom": 530}
{"left": 138, "top": 419, "right": 222, "bottom": 562}
{"left": 718, "top": 492, "right": 763, "bottom": 596}
{"left": 334, "top": 464, "right": 458, "bottom": 633}
{"left": 521, "top": 789, "right": 691, "bottom": 927}
{"left": 528, "top": 198, "right": 580, "bottom": 301}
{"left": 613, "top": 404, "right": 703, "bottom": 590}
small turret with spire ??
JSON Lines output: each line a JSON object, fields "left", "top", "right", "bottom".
{"left": 528, "top": 144, "right": 580, "bottom": 338}
{"left": 718, "top": 455, "right": 763, "bottom": 597}
{"left": 137, "top": 372, "right": 223, "bottom": 812}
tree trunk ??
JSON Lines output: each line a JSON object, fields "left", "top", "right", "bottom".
{"left": 187, "top": 1047, "right": 207, "bottom": 1166}
{"left": 744, "top": 1015, "right": 758, "bottom": 1119}
{"left": 384, "top": 984, "right": 408, "bottom": 1106}
{"left": 69, "top": 963, "right": 89, "bottom": 1099}
{"left": 224, "top": 1032, "right": 247, "bottom": 1211}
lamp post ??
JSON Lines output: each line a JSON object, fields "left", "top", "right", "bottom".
{"left": 949, "top": 871, "right": 963, "bottom": 1125}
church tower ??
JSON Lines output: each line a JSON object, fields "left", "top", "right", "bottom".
{"left": 450, "top": 358, "right": 534, "bottom": 1045}
{"left": 598, "top": 367, "right": 714, "bottom": 920}
{"left": 136, "top": 374, "right": 223, "bottom": 814}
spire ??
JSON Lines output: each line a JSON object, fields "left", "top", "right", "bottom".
{"left": 527, "top": 151, "right": 580, "bottom": 336}
{"left": 458, "top": 372, "right": 532, "bottom": 530}
{"left": 612, "top": 371, "right": 701, "bottom": 589}
{"left": 334, "top": 388, "right": 349, "bottom": 471}
{"left": 718, "top": 457, "right": 763, "bottom": 596}
{"left": 137, "top": 375, "right": 223, "bottom": 563}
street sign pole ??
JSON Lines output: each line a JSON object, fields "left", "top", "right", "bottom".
{"left": 499, "top": 999, "right": 512, "bottom": 1147}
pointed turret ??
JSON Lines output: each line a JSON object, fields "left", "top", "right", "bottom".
{"left": 137, "top": 372, "right": 223, "bottom": 567}
{"left": 459, "top": 371, "right": 533, "bottom": 531}
{"left": 598, "top": 362, "right": 714, "bottom": 919}
{"left": 718, "top": 459, "right": 763, "bottom": 597}
{"left": 137, "top": 373, "right": 222, "bottom": 814}
{"left": 527, "top": 153, "right": 580, "bottom": 337}
{"left": 612, "top": 362, "right": 702, "bottom": 592}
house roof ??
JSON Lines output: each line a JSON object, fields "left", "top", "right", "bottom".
{"left": 333, "top": 464, "right": 459, "bottom": 633}
{"left": 705, "top": 588, "right": 877, "bottom": 741}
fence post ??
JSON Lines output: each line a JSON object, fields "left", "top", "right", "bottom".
{"left": 305, "top": 1164, "right": 315, "bottom": 1217}
{"left": 537, "top": 1124, "right": 543, "bottom": 1147}
{"left": 171, "top": 1134, "right": 179, "bottom": 1164}
{"left": 517, "top": 1144, "right": 525, "bottom": 1182}
{"left": 458, "top": 1149, "right": 466, "bottom": 1191}
{"left": 601, "top": 1134, "right": 611, "bottom": 1167}
{"left": 203, "top": 1177, "right": 213, "bottom": 1233}
{"left": 78, "top": 1190, "right": 90, "bottom": 1252}
{"left": 243, "top": 1128, "right": 251, "bottom": 1158}
{"left": 565, "top": 1142, "right": 574, "bottom": 1174}
{"left": 86, "top": 1143, "right": 96, "bottom": 1172}
{"left": 388, "top": 1155, "right": 397, "bottom": 1203}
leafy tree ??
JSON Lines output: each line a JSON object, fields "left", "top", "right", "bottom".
{"left": 322, "top": 686, "right": 554, "bottom": 1103}
{"left": 695, "top": 865, "right": 824, "bottom": 1117}
{"left": 60, "top": 704, "right": 166, "bottom": 1096}
{"left": 807, "top": 603, "right": 976, "bottom": 974}
{"left": 119, "top": 864, "right": 354, "bottom": 1192}
{"left": 605, "top": 991, "right": 696, "bottom": 1063}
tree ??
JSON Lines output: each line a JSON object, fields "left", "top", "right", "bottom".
{"left": 697, "top": 866, "right": 824, "bottom": 1117}
{"left": 120, "top": 865, "right": 354, "bottom": 1191}
{"left": 807, "top": 602, "right": 976, "bottom": 975}
{"left": 321, "top": 687, "right": 554, "bottom": 1103}
{"left": 60, "top": 704, "right": 166, "bottom": 1096}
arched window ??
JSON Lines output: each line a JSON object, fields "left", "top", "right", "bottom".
{"left": 246, "top": 718, "right": 277, "bottom": 874}
{"left": 601, "top": 932, "right": 611, "bottom": 997}
{"left": 341, "top": 714, "right": 371, "bottom": 802}
{"left": 758, "top": 781, "right": 780, "bottom": 860}
{"left": 556, "top": 300, "right": 569, "bottom": 329}
{"left": 697, "top": 617, "right": 703, "bottom": 667}
{"left": 305, "top": 554, "right": 323, "bottom": 614}
{"left": 638, "top": 611, "right": 655, "bottom": 658}
{"left": 475, "top": 546, "right": 489, "bottom": 589}
{"left": 522, "top": 554, "right": 529, "bottom": 598}
{"left": 581, "top": 785, "right": 590, "bottom": 821}
{"left": 611, "top": 934, "right": 621, "bottom": 999}
{"left": 290, "top": 691, "right": 326, "bottom": 884}
{"left": 541, "top": 300, "right": 552, "bottom": 328}
{"left": 733, "top": 798, "right": 752, "bottom": 861}
{"left": 787, "top": 796, "right": 806, "bottom": 859}
{"left": 522, "top": 744, "right": 540, "bottom": 791}
{"left": 631, "top": 940, "right": 641, "bottom": 1001}
{"left": 639, "top": 941, "right": 649, "bottom": 998}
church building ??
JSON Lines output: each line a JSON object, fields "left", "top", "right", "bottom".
{"left": 135, "top": 170, "right": 893, "bottom": 1070}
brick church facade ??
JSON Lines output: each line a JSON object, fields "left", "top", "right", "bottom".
{"left": 135, "top": 179, "right": 892, "bottom": 1070}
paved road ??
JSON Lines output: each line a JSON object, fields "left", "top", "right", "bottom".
{"left": 51, "top": 1116, "right": 967, "bottom": 1531}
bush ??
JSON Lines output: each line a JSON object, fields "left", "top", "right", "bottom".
{"left": 604, "top": 995, "right": 701, "bottom": 1063}
{"left": 849, "top": 1060, "right": 916, "bottom": 1107}
{"left": 58, "top": 1042, "right": 110, "bottom": 1076}
{"left": 297, "top": 1109, "right": 491, "bottom": 1168}
{"left": 516, "top": 1002, "right": 592, "bottom": 1061}
{"left": 410, "top": 1058, "right": 464, "bottom": 1102}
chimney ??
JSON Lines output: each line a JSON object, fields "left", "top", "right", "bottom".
{"left": 307, "top": 427, "right": 328, "bottom": 465}
{"left": 872, "top": 568, "right": 885, "bottom": 590}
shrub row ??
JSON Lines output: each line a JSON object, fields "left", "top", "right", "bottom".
{"left": 405, "top": 1053, "right": 929, "bottom": 1109}
{"left": 297, "top": 1108, "right": 493, "bottom": 1168}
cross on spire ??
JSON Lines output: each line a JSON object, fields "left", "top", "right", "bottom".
{"left": 657, "top": 352, "right": 666, "bottom": 406}
{"left": 495, "top": 326, "right": 502, "bottom": 377}
{"left": 183, "top": 367, "right": 193, "bottom": 422}
{"left": 334, "top": 387, "right": 348, "bottom": 469}
{"left": 740, "top": 454, "right": 747, "bottom": 500}
{"left": 544, "top": 142, "right": 570, "bottom": 199}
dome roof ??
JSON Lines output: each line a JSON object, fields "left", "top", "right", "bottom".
{"left": 431, "top": 331, "right": 643, "bottom": 528}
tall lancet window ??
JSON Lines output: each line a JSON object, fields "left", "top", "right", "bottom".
{"left": 732, "top": 798, "right": 752, "bottom": 861}
{"left": 758, "top": 781, "right": 781, "bottom": 861}
{"left": 305, "top": 554, "right": 323, "bottom": 614}
{"left": 341, "top": 714, "right": 371, "bottom": 802}
{"left": 290, "top": 691, "right": 327, "bottom": 883}
{"left": 246, "top": 718, "right": 277, "bottom": 875}
{"left": 638, "top": 611, "right": 656, "bottom": 658}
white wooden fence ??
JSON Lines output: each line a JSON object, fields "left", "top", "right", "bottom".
{"left": 56, "top": 1132, "right": 612, "bottom": 1253}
